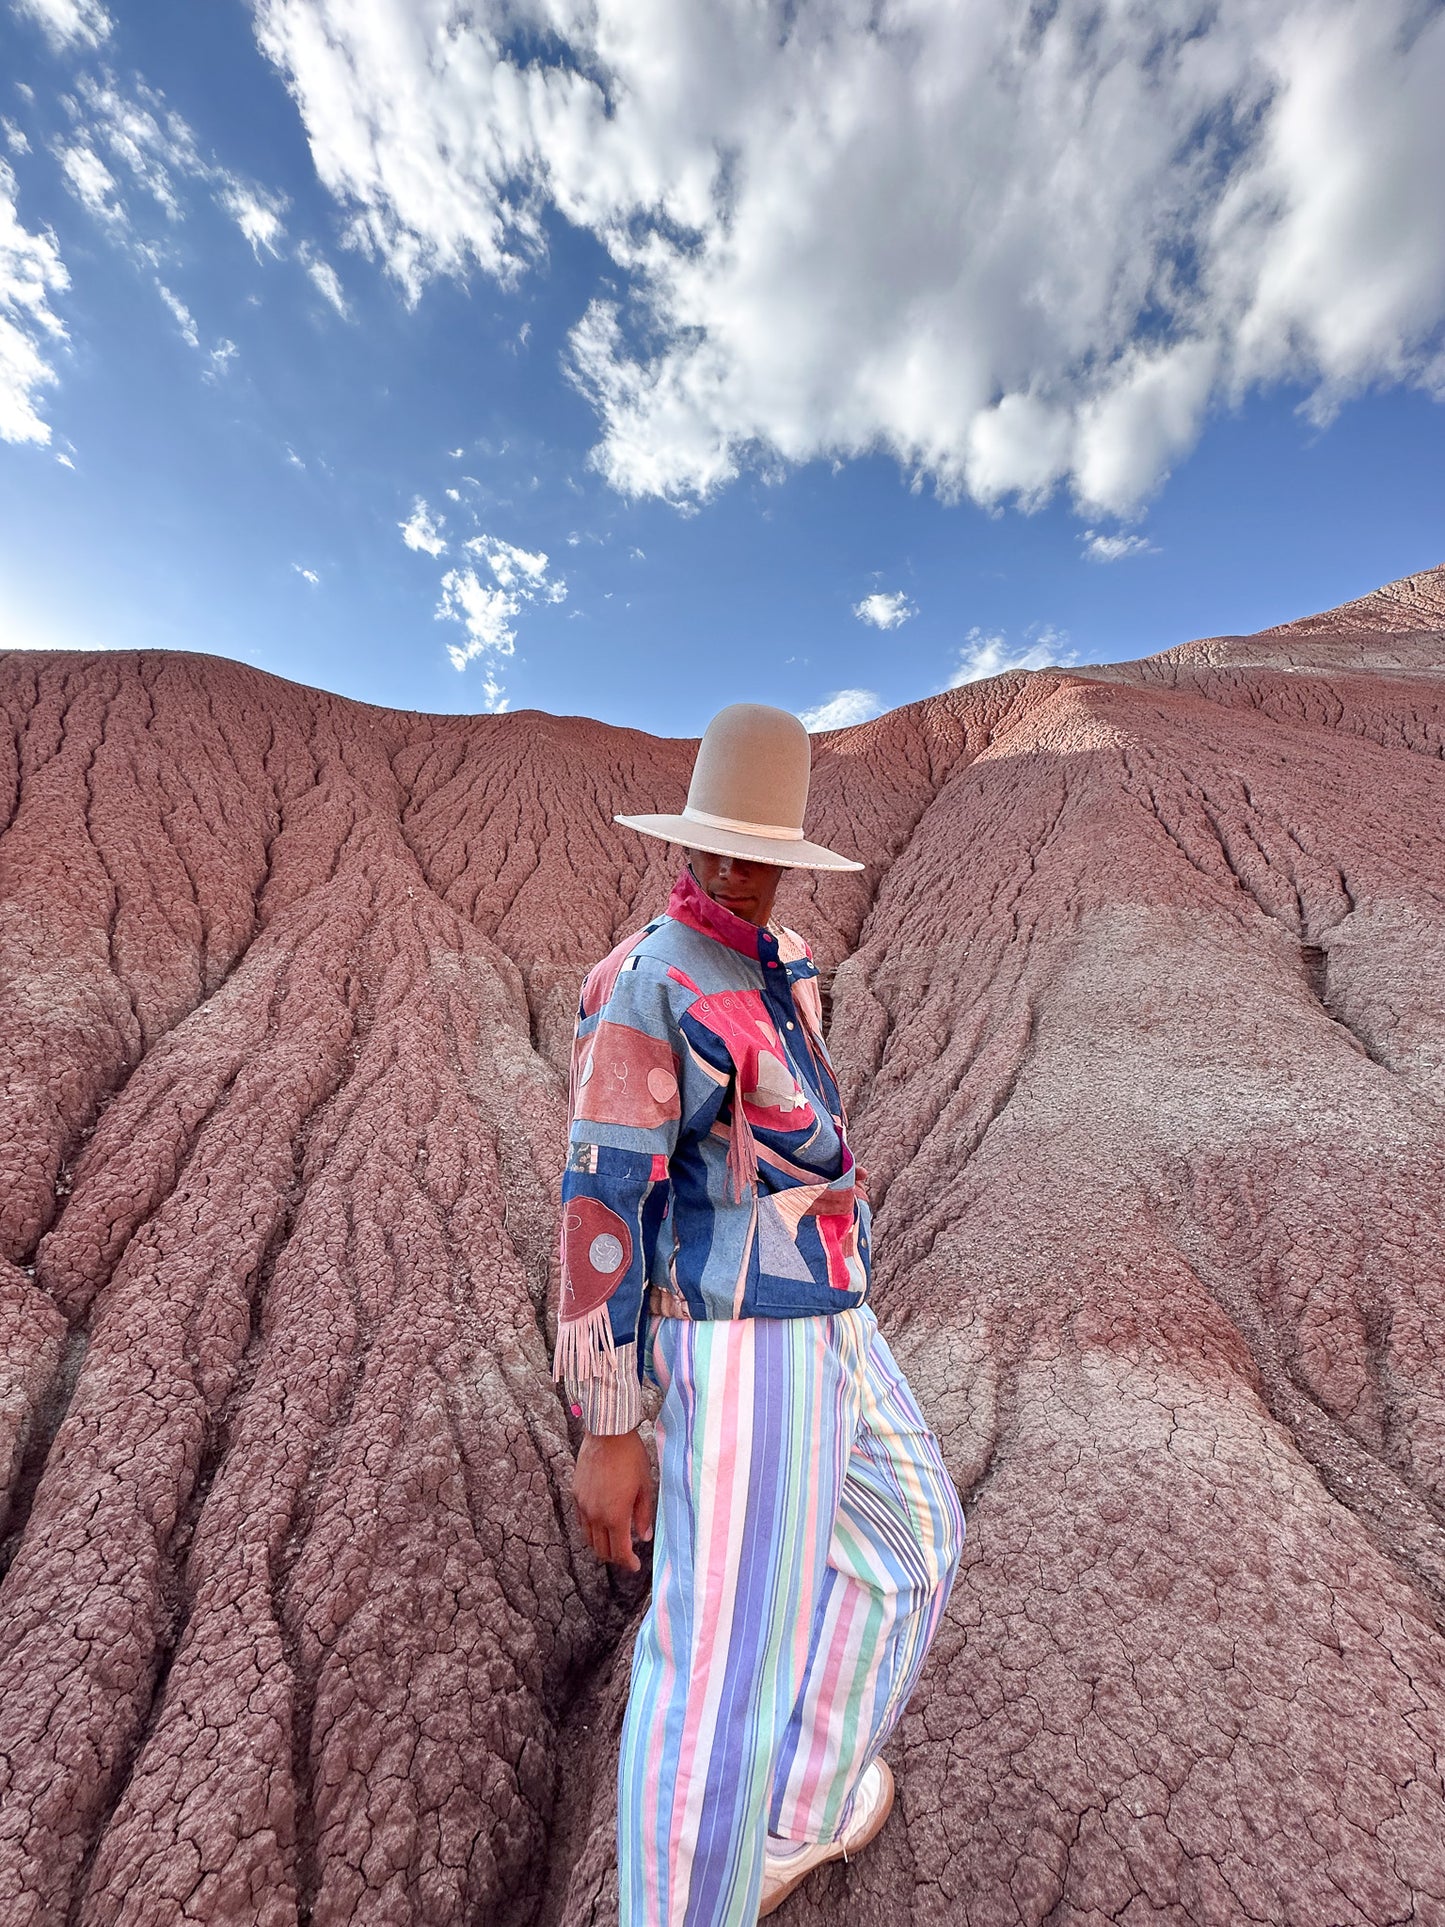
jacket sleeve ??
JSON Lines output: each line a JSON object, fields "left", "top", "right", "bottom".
{"left": 554, "top": 953, "right": 726, "bottom": 1433}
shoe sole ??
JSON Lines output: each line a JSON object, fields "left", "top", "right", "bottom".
{"left": 758, "top": 1761, "right": 895, "bottom": 1918}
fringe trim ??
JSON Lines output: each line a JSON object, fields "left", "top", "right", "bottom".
{"left": 553, "top": 1300, "right": 617, "bottom": 1384}
{"left": 726, "top": 1095, "right": 758, "bottom": 1203}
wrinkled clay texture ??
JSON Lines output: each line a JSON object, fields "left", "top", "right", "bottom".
{"left": 2, "top": 564, "right": 1444, "bottom": 1926}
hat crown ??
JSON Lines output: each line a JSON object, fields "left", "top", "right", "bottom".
{"left": 686, "top": 703, "right": 810, "bottom": 834}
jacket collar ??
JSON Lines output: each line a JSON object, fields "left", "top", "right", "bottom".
{"left": 666, "top": 864, "right": 776, "bottom": 962}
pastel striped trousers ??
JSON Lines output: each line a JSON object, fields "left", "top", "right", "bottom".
{"left": 618, "top": 1305, "right": 965, "bottom": 1927}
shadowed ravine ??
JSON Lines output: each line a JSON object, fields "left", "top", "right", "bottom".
{"left": 2, "top": 564, "right": 1445, "bottom": 1926}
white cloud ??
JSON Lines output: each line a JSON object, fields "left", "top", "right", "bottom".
{"left": 208, "top": 336, "right": 237, "bottom": 375}
{"left": 1081, "top": 529, "right": 1156, "bottom": 564}
{"left": 285, "top": 443, "right": 304, "bottom": 469}
{"left": 55, "top": 142, "right": 126, "bottom": 227}
{"left": 293, "top": 563, "right": 319, "bottom": 585}
{"left": 55, "top": 449, "right": 73, "bottom": 467}
{"left": 253, "top": 0, "right": 1445, "bottom": 519}
{"left": 12, "top": 0, "right": 111, "bottom": 52}
{"left": 948, "top": 625, "right": 1077, "bottom": 687}
{"left": 798, "top": 688, "right": 884, "bottom": 733}
{"left": 55, "top": 72, "right": 352, "bottom": 358}
{"left": 155, "top": 281, "right": 199, "bottom": 349}
{"left": 70, "top": 74, "right": 199, "bottom": 223}
{"left": 298, "top": 242, "right": 348, "bottom": 314}
{"left": 399, "top": 497, "right": 446, "bottom": 556}
{"left": 464, "top": 534, "right": 548, "bottom": 587}
{"left": 437, "top": 569, "right": 515, "bottom": 670}
{"left": 433, "top": 531, "right": 565, "bottom": 706}
{"left": 2, "top": 120, "right": 31, "bottom": 157}
{"left": 853, "top": 590, "right": 915, "bottom": 631}
{"left": 0, "top": 159, "right": 69, "bottom": 446}
{"left": 218, "top": 179, "right": 288, "bottom": 258}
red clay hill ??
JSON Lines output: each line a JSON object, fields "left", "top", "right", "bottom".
{"left": 2, "top": 565, "right": 1444, "bottom": 1926}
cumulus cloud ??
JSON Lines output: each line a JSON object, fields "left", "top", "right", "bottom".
{"left": 798, "top": 688, "right": 884, "bottom": 733}
{"left": 0, "top": 159, "right": 69, "bottom": 446}
{"left": 399, "top": 497, "right": 446, "bottom": 556}
{"left": 1081, "top": 530, "right": 1157, "bottom": 564}
{"left": 12, "top": 0, "right": 111, "bottom": 52}
{"left": 948, "top": 625, "right": 1076, "bottom": 687}
{"left": 293, "top": 563, "right": 319, "bottom": 585}
{"left": 853, "top": 590, "right": 915, "bottom": 631}
{"left": 253, "top": 0, "right": 1445, "bottom": 518}
{"left": 435, "top": 533, "right": 566, "bottom": 707}
{"left": 3, "top": 120, "right": 31, "bottom": 157}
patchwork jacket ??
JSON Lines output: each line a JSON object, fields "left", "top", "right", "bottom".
{"left": 554, "top": 866, "right": 872, "bottom": 1434}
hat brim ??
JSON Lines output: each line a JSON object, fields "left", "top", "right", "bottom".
{"left": 613, "top": 812, "right": 865, "bottom": 872}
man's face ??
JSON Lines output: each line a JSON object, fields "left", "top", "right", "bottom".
{"left": 687, "top": 849, "right": 784, "bottom": 928}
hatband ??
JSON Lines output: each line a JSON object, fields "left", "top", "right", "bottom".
{"left": 679, "top": 804, "right": 805, "bottom": 843}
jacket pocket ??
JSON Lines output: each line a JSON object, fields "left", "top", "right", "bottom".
{"left": 746, "top": 1180, "right": 868, "bottom": 1316}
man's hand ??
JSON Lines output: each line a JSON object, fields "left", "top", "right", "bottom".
{"left": 574, "top": 1428, "right": 655, "bottom": 1572}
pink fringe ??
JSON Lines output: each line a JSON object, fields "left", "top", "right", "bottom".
{"left": 553, "top": 1300, "right": 617, "bottom": 1383}
{"left": 726, "top": 1095, "right": 758, "bottom": 1203}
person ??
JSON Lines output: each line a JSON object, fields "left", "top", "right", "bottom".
{"left": 555, "top": 702, "right": 965, "bottom": 1925}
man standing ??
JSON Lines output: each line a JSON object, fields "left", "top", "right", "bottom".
{"left": 556, "top": 704, "right": 964, "bottom": 1924}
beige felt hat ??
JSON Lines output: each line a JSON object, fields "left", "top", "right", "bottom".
{"left": 615, "top": 702, "right": 864, "bottom": 872}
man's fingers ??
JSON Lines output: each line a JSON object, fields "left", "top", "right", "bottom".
{"left": 575, "top": 1499, "right": 605, "bottom": 1565}
{"left": 632, "top": 1474, "right": 655, "bottom": 1545}
{"left": 605, "top": 1518, "right": 641, "bottom": 1572}
{"left": 576, "top": 1496, "right": 636, "bottom": 1569}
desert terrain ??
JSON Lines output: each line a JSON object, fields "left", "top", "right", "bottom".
{"left": 2, "top": 564, "right": 1444, "bottom": 1925}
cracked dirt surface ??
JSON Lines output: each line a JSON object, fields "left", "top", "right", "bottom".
{"left": 2, "top": 565, "right": 1445, "bottom": 1925}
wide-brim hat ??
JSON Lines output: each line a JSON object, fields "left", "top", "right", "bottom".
{"left": 615, "top": 702, "right": 864, "bottom": 872}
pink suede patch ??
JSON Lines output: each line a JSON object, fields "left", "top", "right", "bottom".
{"left": 574, "top": 1020, "right": 682, "bottom": 1129}
{"left": 560, "top": 1197, "right": 634, "bottom": 1318}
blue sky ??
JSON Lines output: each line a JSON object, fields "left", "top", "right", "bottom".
{"left": 1, "top": 0, "right": 1442, "bottom": 738}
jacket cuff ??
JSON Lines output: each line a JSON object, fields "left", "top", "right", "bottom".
{"left": 569, "top": 1340, "right": 642, "bottom": 1435}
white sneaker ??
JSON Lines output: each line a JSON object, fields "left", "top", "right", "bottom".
{"left": 758, "top": 1759, "right": 896, "bottom": 1917}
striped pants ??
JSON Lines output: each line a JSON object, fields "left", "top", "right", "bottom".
{"left": 618, "top": 1306, "right": 965, "bottom": 1927}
